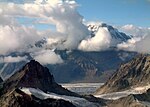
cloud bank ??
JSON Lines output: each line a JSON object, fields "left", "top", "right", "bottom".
{"left": 117, "top": 24, "right": 150, "bottom": 53}
{"left": 0, "top": 0, "right": 150, "bottom": 64}
{"left": 32, "top": 50, "right": 63, "bottom": 65}
{"left": 0, "top": 0, "right": 88, "bottom": 64}
{"left": 78, "top": 27, "right": 111, "bottom": 51}
{"left": 0, "top": 56, "right": 28, "bottom": 63}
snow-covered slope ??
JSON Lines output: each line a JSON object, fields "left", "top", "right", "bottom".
{"left": 94, "top": 84, "right": 150, "bottom": 100}
{"left": 20, "top": 87, "right": 100, "bottom": 107}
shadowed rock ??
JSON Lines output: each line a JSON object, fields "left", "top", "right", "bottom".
{"left": 1, "top": 60, "right": 79, "bottom": 96}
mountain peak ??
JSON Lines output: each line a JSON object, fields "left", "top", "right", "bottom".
{"left": 17, "top": 60, "right": 56, "bottom": 91}
{"left": 26, "top": 60, "right": 40, "bottom": 66}
{"left": 87, "top": 22, "right": 132, "bottom": 47}
{"left": 2, "top": 60, "right": 78, "bottom": 96}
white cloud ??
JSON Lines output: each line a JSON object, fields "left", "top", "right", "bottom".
{"left": 0, "top": 56, "right": 28, "bottom": 63}
{"left": 0, "top": 0, "right": 87, "bottom": 63}
{"left": 32, "top": 50, "right": 63, "bottom": 65}
{"left": 78, "top": 27, "right": 111, "bottom": 51}
{"left": 0, "top": 25, "right": 42, "bottom": 55}
{"left": 117, "top": 24, "right": 150, "bottom": 53}
{"left": 135, "top": 36, "right": 150, "bottom": 53}
{"left": 119, "top": 24, "right": 150, "bottom": 37}
{"left": 117, "top": 37, "right": 141, "bottom": 51}
{"left": 0, "top": 0, "right": 89, "bottom": 51}
{"left": 0, "top": 0, "right": 150, "bottom": 64}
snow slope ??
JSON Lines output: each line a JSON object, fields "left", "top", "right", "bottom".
{"left": 20, "top": 87, "right": 100, "bottom": 107}
{"left": 94, "top": 84, "right": 150, "bottom": 100}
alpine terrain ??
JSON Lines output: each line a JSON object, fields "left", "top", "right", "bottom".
{"left": 0, "top": 23, "right": 137, "bottom": 83}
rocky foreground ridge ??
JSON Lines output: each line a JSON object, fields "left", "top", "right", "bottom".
{"left": 0, "top": 60, "right": 79, "bottom": 107}
{"left": 95, "top": 54, "right": 150, "bottom": 94}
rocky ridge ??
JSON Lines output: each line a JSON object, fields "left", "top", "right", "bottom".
{"left": 95, "top": 54, "right": 150, "bottom": 94}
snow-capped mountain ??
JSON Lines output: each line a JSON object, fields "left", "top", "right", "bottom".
{"left": 87, "top": 22, "right": 132, "bottom": 47}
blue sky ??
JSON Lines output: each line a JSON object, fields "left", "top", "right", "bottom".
{"left": 76, "top": 0, "right": 150, "bottom": 27}
{"left": 2, "top": 0, "right": 149, "bottom": 28}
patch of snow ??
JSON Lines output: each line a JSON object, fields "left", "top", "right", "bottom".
{"left": 95, "top": 84, "right": 150, "bottom": 100}
{"left": 20, "top": 87, "right": 100, "bottom": 107}
{"left": 0, "top": 63, "right": 8, "bottom": 80}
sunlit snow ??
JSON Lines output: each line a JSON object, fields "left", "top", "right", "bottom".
{"left": 94, "top": 84, "right": 150, "bottom": 100}
{"left": 20, "top": 87, "right": 100, "bottom": 107}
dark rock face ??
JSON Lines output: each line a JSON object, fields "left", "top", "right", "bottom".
{"left": 0, "top": 77, "right": 2, "bottom": 83}
{"left": 134, "top": 89, "right": 150, "bottom": 102}
{"left": 0, "top": 60, "right": 78, "bottom": 107}
{"left": 0, "top": 77, "right": 3, "bottom": 90}
{"left": 1, "top": 60, "right": 78, "bottom": 96}
{"left": 95, "top": 54, "right": 150, "bottom": 94}
{"left": 0, "top": 88, "right": 76, "bottom": 107}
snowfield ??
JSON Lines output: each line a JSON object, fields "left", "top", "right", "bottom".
{"left": 94, "top": 84, "right": 150, "bottom": 100}
{"left": 19, "top": 84, "right": 150, "bottom": 107}
{"left": 20, "top": 87, "right": 100, "bottom": 107}
{"left": 61, "top": 83, "right": 103, "bottom": 95}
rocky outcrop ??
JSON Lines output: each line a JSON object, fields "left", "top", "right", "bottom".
{"left": 0, "top": 60, "right": 79, "bottom": 107}
{"left": 0, "top": 77, "right": 3, "bottom": 90}
{"left": 0, "top": 77, "right": 2, "bottom": 83}
{"left": 0, "top": 88, "right": 76, "bottom": 107}
{"left": 95, "top": 54, "right": 150, "bottom": 94}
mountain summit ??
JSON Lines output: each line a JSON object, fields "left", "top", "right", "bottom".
{"left": 88, "top": 23, "right": 131, "bottom": 47}
{"left": 2, "top": 60, "right": 78, "bottom": 96}
{"left": 0, "top": 60, "right": 78, "bottom": 107}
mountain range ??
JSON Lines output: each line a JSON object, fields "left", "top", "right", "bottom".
{"left": 0, "top": 50, "right": 137, "bottom": 83}
{"left": 0, "top": 23, "right": 138, "bottom": 83}
{"left": 0, "top": 54, "right": 150, "bottom": 107}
